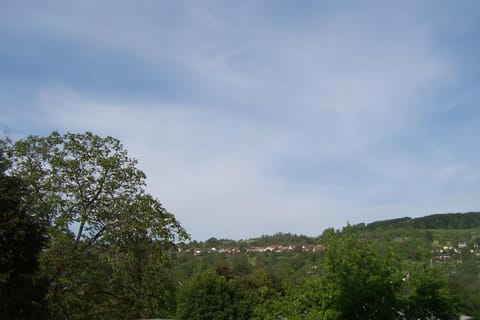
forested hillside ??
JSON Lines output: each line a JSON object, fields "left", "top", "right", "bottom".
{"left": 352, "top": 212, "right": 480, "bottom": 231}
{"left": 2, "top": 132, "right": 479, "bottom": 319}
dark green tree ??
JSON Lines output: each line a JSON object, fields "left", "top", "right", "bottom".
{"left": 177, "top": 269, "right": 252, "bottom": 320}
{"left": 0, "top": 142, "right": 47, "bottom": 319}
{"left": 229, "top": 253, "right": 253, "bottom": 277}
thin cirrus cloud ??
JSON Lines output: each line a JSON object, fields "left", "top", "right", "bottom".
{"left": 1, "top": 1, "right": 479, "bottom": 239}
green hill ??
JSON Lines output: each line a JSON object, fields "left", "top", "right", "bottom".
{"left": 357, "top": 211, "right": 480, "bottom": 231}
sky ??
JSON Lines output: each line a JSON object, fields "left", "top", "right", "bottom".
{"left": 1, "top": 1, "right": 480, "bottom": 240}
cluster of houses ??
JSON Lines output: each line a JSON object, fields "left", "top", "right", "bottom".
{"left": 246, "top": 244, "right": 324, "bottom": 253}
{"left": 433, "top": 241, "right": 480, "bottom": 260}
{"left": 185, "top": 244, "right": 325, "bottom": 256}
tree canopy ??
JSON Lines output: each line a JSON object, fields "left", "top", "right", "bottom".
{"left": 2, "top": 132, "right": 189, "bottom": 319}
{"left": 7, "top": 131, "right": 188, "bottom": 245}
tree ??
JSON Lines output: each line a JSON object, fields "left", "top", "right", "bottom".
{"left": 229, "top": 253, "right": 253, "bottom": 277}
{"left": 400, "top": 263, "right": 458, "bottom": 320}
{"left": 309, "top": 229, "right": 458, "bottom": 320}
{"left": 0, "top": 143, "right": 47, "bottom": 319}
{"left": 4, "top": 132, "right": 189, "bottom": 318}
{"left": 177, "top": 269, "right": 252, "bottom": 320}
{"left": 450, "top": 258, "right": 480, "bottom": 318}
{"left": 282, "top": 277, "right": 338, "bottom": 320}
{"left": 8, "top": 131, "right": 188, "bottom": 245}
{"left": 320, "top": 229, "right": 401, "bottom": 320}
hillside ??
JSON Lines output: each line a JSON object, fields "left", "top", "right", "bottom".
{"left": 181, "top": 212, "right": 480, "bottom": 250}
{"left": 173, "top": 212, "right": 480, "bottom": 319}
{"left": 353, "top": 211, "right": 480, "bottom": 231}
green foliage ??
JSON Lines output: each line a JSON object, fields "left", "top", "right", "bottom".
{"left": 3, "top": 132, "right": 189, "bottom": 319}
{"left": 363, "top": 217, "right": 413, "bottom": 231}
{"left": 321, "top": 229, "right": 401, "bottom": 319}
{"left": 400, "top": 263, "right": 458, "bottom": 320}
{"left": 449, "top": 259, "right": 480, "bottom": 318}
{"left": 101, "top": 243, "right": 178, "bottom": 319}
{"left": 249, "top": 232, "right": 316, "bottom": 247}
{"left": 413, "top": 213, "right": 480, "bottom": 229}
{"left": 177, "top": 269, "right": 252, "bottom": 320}
{"left": 8, "top": 131, "right": 188, "bottom": 244}
{"left": 252, "top": 230, "right": 458, "bottom": 320}
{"left": 0, "top": 147, "right": 48, "bottom": 319}
{"left": 39, "top": 231, "right": 107, "bottom": 319}
{"left": 230, "top": 253, "right": 253, "bottom": 277}
{"left": 278, "top": 277, "right": 336, "bottom": 320}
{"left": 358, "top": 212, "right": 480, "bottom": 232}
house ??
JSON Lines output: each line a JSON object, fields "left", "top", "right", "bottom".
{"left": 302, "top": 244, "right": 325, "bottom": 252}
{"left": 458, "top": 242, "right": 467, "bottom": 249}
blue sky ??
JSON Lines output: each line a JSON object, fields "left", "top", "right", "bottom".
{"left": 1, "top": 1, "right": 480, "bottom": 240}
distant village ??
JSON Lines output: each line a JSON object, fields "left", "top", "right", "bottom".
{"left": 182, "top": 244, "right": 325, "bottom": 256}
{"left": 180, "top": 239, "right": 480, "bottom": 260}
{"left": 433, "top": 240, "right": 480, "bottom": 260}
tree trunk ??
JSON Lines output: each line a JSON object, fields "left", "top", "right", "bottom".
{"left": 76, "top": 219, "right": 86, "bottom": 242}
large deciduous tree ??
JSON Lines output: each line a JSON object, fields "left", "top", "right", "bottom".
{"left": 4, "top": 132, "right": 189, "bottom": 318}
{"left": 8, "top": 131, "right": 187, "bottom": 245}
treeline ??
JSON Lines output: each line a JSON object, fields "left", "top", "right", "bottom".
{"left": 181, "top": 211, "right": 480, "bottom": 253}
{"left": 182, "top": 232, "right": 320, "bottom": 252}
{"left": 351, "top": 212, "right": 480, "bottom": 232}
